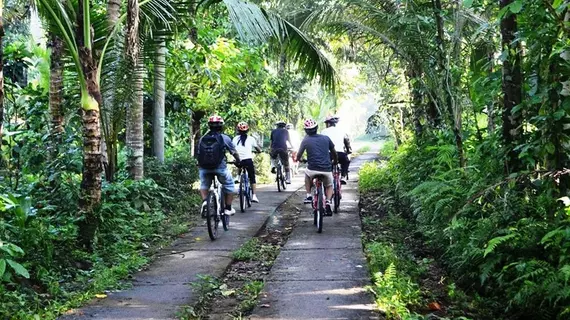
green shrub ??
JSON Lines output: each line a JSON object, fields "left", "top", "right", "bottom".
{"left": 253, "top": 153, "right": 272, "bottom": 184}
{"left": 359, "top": 136, "right": 570, "bottom": 318}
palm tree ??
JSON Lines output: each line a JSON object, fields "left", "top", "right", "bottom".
{"left": 125, "top": 0, "right": 144, "bottom": 179}
{"left": 48, "top": 33, "right": 64, "bottom": 147}
{"left": 152, "top": 35, "right": 166, "bottom": 162}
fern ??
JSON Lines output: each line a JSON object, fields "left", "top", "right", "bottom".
{"left": 483, "top": 233, "right": 517, "bottom": 257}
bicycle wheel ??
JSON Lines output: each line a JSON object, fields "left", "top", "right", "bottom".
{"left": 246, "top": 176, "right": 252, "bottom": 208}
{"left": 281, "top": 172, "right": 287, "bottom": 190}
{"left": 220, "top": 190, "right": 229, "bottom": 231}
{"left": 333, "top": 179, "right": 340, "bottom": 213}
{"left": 277, "top": 166, "right": 282, "bottom": 192}
{"left": 206, "top": 192, "right": 219, "bottom": 241}
{"left": 316, "top": 183, "right": 324, "bottom": 233}
{"left": 239, "top": 175, "right": 245, "bottom": 213}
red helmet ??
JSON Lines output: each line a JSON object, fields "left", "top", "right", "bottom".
{"left": 237, "top": 121, "right": 249, "bottom": 131}
{"left": 303, "top": 118, "right": 318, "bottom": 130}
{"left": 208, "top": 115, "right": 224, "bottom": 125}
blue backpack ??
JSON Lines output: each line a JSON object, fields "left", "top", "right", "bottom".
{"left": 198, "top": 133, "right": 225, "bottom": 169}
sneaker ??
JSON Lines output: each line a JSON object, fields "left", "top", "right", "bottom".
{"left": 340, "top": 179, "right": 347, "bottom": 185}
{"left": 286, "top": 179, "right": 291, "bottom": 184}
{"left": 252, "top": 194, "right": 259, "bottom": 203}
{"left": 200, "top": 201, "right": 207, "bottom": 218}
{"left": 271, "top": 167, "right": 276, "bottom": 174}
{"left": 303, "top": 196, "right": 313, "bottom": 204}
{"left": 325, "top": 201, "right": 333, "bottom": 216}
{"left": 224, "top": 207, "right": 236, "bottom": 216}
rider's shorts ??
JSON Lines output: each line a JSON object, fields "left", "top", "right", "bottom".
{"left": 199, "top": 167, "right": 235, "bottom": 193}
{"left": 305, "top": 169, "right": 333, "bottom": 187}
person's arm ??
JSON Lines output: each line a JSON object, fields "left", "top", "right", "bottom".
{"left": 296, "top": 139, "right": 306, "bottom": 162}
{"left": 344, "top": 134, "right": 352, "bottom": 154}
{"left": 286, "top": 130, "right": 292, "bottom": 149}
{"left": 225, "top": 135, "right": 241, "bottom": 163}
{"left": 253, "top": 137, "right": 262, "bottom": 153}
{"left": 329, "top": 138, "right": 338, "bottom": 165}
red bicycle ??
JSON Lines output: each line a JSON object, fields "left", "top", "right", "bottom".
{"left": 311, "top": 175, "right": 326, "bottom": 233}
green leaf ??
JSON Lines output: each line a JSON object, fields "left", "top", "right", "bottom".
{"left": 0, "top": 259, "right": 6, "bottom": 278}
{"left": 6, "top": 259, "right": 30, "bottom": 279}
{"left": 484, "top": 234, "right": 517, "bottom": 257}
{"left": 553, "top": 0, "right": 563, "bottom": 9}
{"left": 463, "top": 0, "right": 474, "bottom": 8}
{"left": 509, "top": 0, "right": 522, "bottom": 14}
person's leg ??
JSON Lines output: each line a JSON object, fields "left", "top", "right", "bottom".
{"left": 303, "top": 172, "right": 313, "bottom": 203}
{"left": 323, "top": 172, "right": 334, "bottom": 215}
{"left": 245, "top": 159, "right": 259, "bottom": 202}
{"left": 270, "top": 149, "right": 277, "bottom": 173}
{"left": 281, "top": 150, "right": 291, "bottom": 183}
{"left": 217, "top": 168, "right": 236, "bottom": 215}
{"left": 199, "top": 169, "right": 213, "bottom": 217}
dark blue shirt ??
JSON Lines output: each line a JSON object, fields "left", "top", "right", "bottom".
{"left": 297, "top": 134, "right": 336, "bottom": 172}
{"left": 270, "top": 128, "right": 290, "bottom": 150}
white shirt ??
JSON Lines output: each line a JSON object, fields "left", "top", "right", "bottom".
{"left": 232, "top": 135, "right": 259, "bottom": 160}
{"left": 287, "top": 130, "right": 301, "bottom": 150}
{"left": 321, "top": 126, "right": 347, "bottom": 152}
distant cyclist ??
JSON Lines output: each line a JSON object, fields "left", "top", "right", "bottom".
{"left": 322, "top": 116, "right": 352, "bottom": 183}
{"left": 270, "top": 121, "right": 292, "bottom": 184}
{"left": 232, "top": 122, "right": 262, "bottom": 203}
{"left": 295, "top": 119, "right": 338, "bottom": 215}
{"left": 286, "top": 123, "right": 301, "bottom": 175}
{"left": 197, "top": 115, "right": 241, "bottom": 217}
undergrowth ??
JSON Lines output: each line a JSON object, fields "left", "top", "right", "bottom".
{"left": 359, "top": 136, "right": 570, "bottom": 319}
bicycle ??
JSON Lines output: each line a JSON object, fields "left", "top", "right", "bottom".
{"left": 311, "top": 175, "right": 327, "bottom": 233}
{"left": 332, "top": 163, "right": 342, "bottom": 213}
{"left": 274, "top": 155, "right": 287, "bottom": 192}
{"left": 237, "top": 164, "right": 253, "bottom": 213}
{"left": 204, "top": 175, "right": 229, "bottom": 241}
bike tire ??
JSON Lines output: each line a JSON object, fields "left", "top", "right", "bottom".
{"left": 239, "top": 175, "right": 245, "bottom": 213}
{"left": 247, "top": 179, "right": 252, "bottom": 208}
{"left": 316, "top": 183, "right": 324, "bottom": 233}
{"left": 281, "top": 173, "right": 287, "bottom": 190}
{"left": 333, "top": 180, "right": 340, "bottom": 213}
{"left": 206, "top": 192, "right": 218, "bottom": 241}
{"left": 220, "top": 191, "right": 229, "bottom": 231}
{"left": 277, "top": 166, "right": 282, "bottom": 192}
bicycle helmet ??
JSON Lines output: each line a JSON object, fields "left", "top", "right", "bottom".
{"left": 304, "top": 118, "right": 318, "bottom": 130}
{"left": 324, "top": 115, "right": 338, "bottom": 124}
{"left": 237, "top": 121, "right": 249, "bottom": 131}
{"left": 208, "top": 115, "right": 224, "bottom": 130}
{"left": 286, "top": 123, "right": 294, "bottom": 130}
{"left": 275, "top": 120, "right": 287, "bottom": 127}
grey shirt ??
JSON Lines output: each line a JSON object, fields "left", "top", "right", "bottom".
{"left": 198, "top": 132, "right": 236, "bottom": 169}
{"left": 297, "top": 134, "right": 336, "bottom": 172}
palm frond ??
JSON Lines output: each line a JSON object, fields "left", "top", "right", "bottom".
{"left": 220, "top": 0, "right": 337, "bottom": 91}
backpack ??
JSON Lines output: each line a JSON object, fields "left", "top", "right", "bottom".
{"left": 198, "top": 133, "right": 225, "bottom": 169}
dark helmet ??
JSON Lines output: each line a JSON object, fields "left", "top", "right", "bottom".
{"left": 275, "top": 120, "right": 287, "bottom": 128}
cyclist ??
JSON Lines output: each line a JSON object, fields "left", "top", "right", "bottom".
{"left": 322, "top": 115, "right": 352, "bottom": 183}
{"left": 295, "top": 118, "right": 338, "bottom": 215}
{"left": 270, "top": 120, "right": 292, "bottom": 184}
{"left": 232, "top": 122, "right": 262, "bottom": 203}
{"left": 286, "top": 123, "right": 301, "bottom": 175}
{"left": 197, "top": 115, "right": 241, "bottom": 217}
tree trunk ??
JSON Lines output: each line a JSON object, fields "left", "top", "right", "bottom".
{"left": 101, "top": 0, "right": 123, "bottom": 181}
{"left": 192, "top": 110, "right": 205, "bottom": 157}
{"left": 500, "top": 0, "right": 523, "bottom": 173}
{"left": 433, "top": 0, "right": 465, "bottom": 168}
{"left": 125, "top": 0, "right": 144, "bottom": 179}
{"left": 77, "top": 0, "right": 103, "bottom": 250}
{"left": 153, "top": 37, "right": 166, "bottom": 162}
{"left": 0, "top": 5, "right": 4, "bottom": 144}
{"left": 107, "top": 0, "right": 122, "bottom": 27}
{"left": 406, "top": 66, "right": 423, "bottom": 138}
{"left": 49, "top": 33, "right": 64, "bottom": 147}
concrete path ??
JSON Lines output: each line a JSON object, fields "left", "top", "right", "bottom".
{"left": 61, "top": 176, "right": 305, "bottom": 320}
{"left": 249, "top": 151, "right": 380, "bottom": 320}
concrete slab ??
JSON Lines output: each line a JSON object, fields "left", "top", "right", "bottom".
{"left": 250, "top": 280, "right": 378, "bottom": 320}
{"left": 268, "top": 248, "right": 368, "bottom": 281}
{"left": 60, "top": 174, "right": 306, "bottom": 320}
{"left": 249, "top": 148, "right": 382, "bottom": 319}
